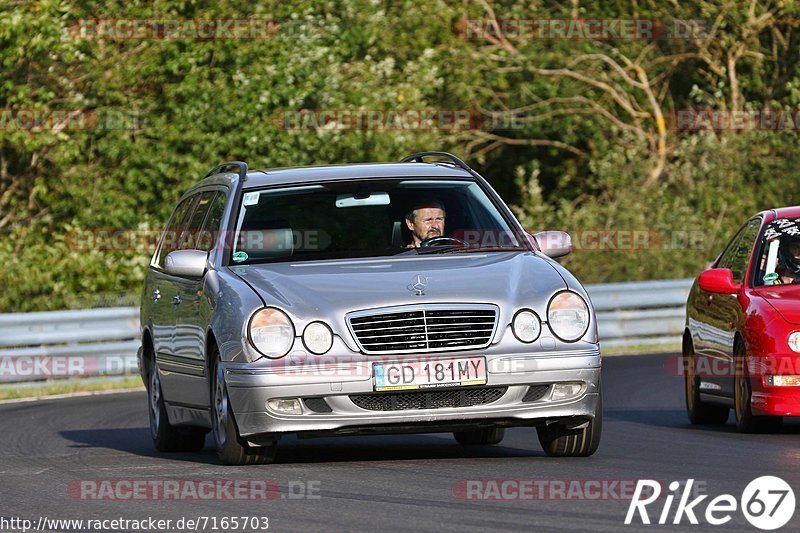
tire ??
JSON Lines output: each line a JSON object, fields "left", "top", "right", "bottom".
{"left": 211, "top": 355, "right": 277, "bottom": 465}
{"left": 453, "top": 428, "right": 505, "bottom": 445}
{"left": 147, "top": 348, "right": 206, "bottom": 453}
{"left": 537, "top": 387, "right": 602, "bottom": 457}
{"left": 684, "top": 338, "right": 729, "bottom": 425}
{"left": 734, "top": 343, "right": 782, "bottom": 433}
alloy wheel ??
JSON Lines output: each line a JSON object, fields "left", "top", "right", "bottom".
{"left": 149, "top": 367, "right": 161, "bottom": 439}
{"left": 213, "top": 361, "right": 228, "bottom": 449}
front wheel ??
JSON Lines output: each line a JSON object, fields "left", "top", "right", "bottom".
{"left": 537, "top": 389, "right": 602, "bottom": 457}
{"left": 147, "top": 350, "right": 205, "bottom": 452}
{"left": 684, "top": 340, "right": 729, "bottom": 425}
{"left": 212, "top": 356, "right": 277, "bottom": 465}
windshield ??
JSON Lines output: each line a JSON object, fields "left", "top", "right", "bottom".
{"left": 754, "top": 217, "right": 800, "bottom": 286}
{"left": 229, "top": 178, "right": 524, "bottom": 264}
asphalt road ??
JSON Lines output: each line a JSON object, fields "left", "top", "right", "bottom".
{"left": 1, "top": 354, "right": 799, "bottom": 533}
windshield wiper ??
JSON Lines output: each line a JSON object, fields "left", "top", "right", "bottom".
{"left": 415, "top": 245, "right": 527, "bottom": 255}
{"left": 455, "top": 246, "right": 527, "bottom": 253}
{"left": 414, "top": 245, "right": 464, "bottom": 255}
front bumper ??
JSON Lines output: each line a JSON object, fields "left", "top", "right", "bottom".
{"left": 748, "top": 353, "right": 800, "bottom": 416}
{"left": 224, "top": 348, "right": 601, "bottom": 438}
{"left": 751, "top": 389, "right": 800, "bottom": 416}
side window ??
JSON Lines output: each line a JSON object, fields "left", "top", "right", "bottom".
{"left": 720, "top": 219, "right": 761, "bottom": 284}
{"left": 178, "top": 191, "right": 216, "bottom": 250}
{"left": 196, "top": 192, "right": 227, "bottom": 252}
{"left": 716, "top": 228, "right": 744, "bottom": 270}
{"left": 155, "top": 195, "right": 197, "bottom": 269}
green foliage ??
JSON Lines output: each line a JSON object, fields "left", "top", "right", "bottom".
{"left": 535, "top": 130, "right": 800, "bottom": 283}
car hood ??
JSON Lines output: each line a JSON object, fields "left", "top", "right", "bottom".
{"left": 229, "top": 251, "right": 568, "bottom": 344}
{"left": 754, "top": 287, "right": 800, "bottom": 325}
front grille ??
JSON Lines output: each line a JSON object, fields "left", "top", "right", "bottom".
{"left": 522, "top": 384, "right": 551, "bottom": 403}
{"left": 350, "top": 386, "right": 507, "bottom": 411}
{"left": 347, "top": 305, "right": 498, "bottom": 354}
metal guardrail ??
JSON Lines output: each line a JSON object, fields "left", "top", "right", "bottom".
{"left": 0, "top": 308, "right": 140, "bottom": 383}
{"left": 586, "top": 278, "right": 693, "bottom": 348}
{"left": 0, "top": 279, "right": 694, "bottom": 383}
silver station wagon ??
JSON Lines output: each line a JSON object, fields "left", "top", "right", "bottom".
{"left": 138, "top": 152, "right": 602, "bottom": 464}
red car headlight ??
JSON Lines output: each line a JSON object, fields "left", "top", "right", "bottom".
{"left": 788, "top": 331, "right": 800, "bottom": 353}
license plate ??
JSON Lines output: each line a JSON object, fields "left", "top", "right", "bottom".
{"left": 373, "top": 357, "right": 487, "bottom": 391}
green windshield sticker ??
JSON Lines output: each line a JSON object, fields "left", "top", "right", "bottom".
{"left": 232, "top": 251, "right": 249, "bottom": 263}
{"left": 763, "top": 272, "right": 779, "bottom": 282}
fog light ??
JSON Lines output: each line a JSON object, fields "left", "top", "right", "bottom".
{"left": 267, "top": 398, "right": 302, "bottom": 414}
{"left": 552, "top": 382, "right": 583, "bottom": 400}
{"left": 766, "top": 375, "right": 800, "bottom": 387}
{"left": 302, "top": 321, "right": 333, "bottom": 355}
{"left": 512, "top": 309, "right": 542, "bottom": 343}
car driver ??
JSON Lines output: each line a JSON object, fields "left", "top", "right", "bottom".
{"left": 405, "top": 199, "right": 446, "bottom": 248}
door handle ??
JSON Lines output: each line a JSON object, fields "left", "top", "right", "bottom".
{"left": 173, "top": 294, "right": 181, "bottom": 306}
{"left": 153, "top": 289, "right": 161, "bottom": 302}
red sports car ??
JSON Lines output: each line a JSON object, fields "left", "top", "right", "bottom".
{"left": 685, "top": 207, "right": 800, "bottom": 432}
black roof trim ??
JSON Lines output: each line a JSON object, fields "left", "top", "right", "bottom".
{"left": 401, "top": 152, "right": 472, "bottom": 172}
{"left": 204, "top": 161, "right": 248, "bottom": 181}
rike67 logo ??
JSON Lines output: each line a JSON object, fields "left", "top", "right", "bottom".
{"left": 625, "top": 477, "right": 795, "bottom": 530}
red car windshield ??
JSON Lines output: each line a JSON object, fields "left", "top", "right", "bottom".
{"left": 754, "top": 218, "right": 800, "bottom": 286}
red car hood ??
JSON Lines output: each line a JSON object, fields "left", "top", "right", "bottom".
{"left": 754, "top": 287, "right": 800, "bottom": 325}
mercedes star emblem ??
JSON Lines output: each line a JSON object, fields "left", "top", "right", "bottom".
{"left": 407, "top": 275, "right": 429, "bottom": 296}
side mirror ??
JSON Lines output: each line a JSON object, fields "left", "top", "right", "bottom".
{"left": 165, "top": 249, "right": 208, "bottom": 278}
{"left": 698, "top": 268, "right": 740, "bottom": 294}
{"left": 530, "top": 230, "right": 572, "bottom": 258}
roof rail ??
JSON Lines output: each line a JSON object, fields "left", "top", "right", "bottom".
{"left": 401, "top": 152, "right": 471, "bottom": 172}
{"left": 204, "top": 161, "right": 248, "bottom": 181}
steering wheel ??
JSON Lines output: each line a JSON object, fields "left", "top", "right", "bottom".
{"left": 419, "top": 236, "right": 467, "bottom": 248}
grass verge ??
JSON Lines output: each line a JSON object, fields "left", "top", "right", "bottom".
{"left": 602, "top": 342, "right": 681, "bottom": 356}
{"left": 0, "top": 375, "right": 144, "bottom": 401}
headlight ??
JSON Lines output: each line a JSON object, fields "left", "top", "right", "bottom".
{"left": 547, "top": 291, "right": 590, "bottom": 342}
{"left": 512, "top": 309, "right": 541, "bottom": 343}
{"left": 248, "top": 308, "right": 295, "bottom": 359}
{"left": 789, "top": 332, "right": 800, "bottom": 353}
{"left": 303, "top": 321, "right": 333, "bottom": 355}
